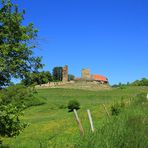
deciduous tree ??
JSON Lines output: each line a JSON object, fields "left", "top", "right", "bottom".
{"left": 0, "top": 0, "right": 43, "bottom": 88}
{"left": 52, "top": 67, "right": 63, "bottom": 81}
{"left": 22, "top": 71, "right": 52, "bottom": 86}
{"left": 0, "top": 0, "right": 43, "bottom": 139}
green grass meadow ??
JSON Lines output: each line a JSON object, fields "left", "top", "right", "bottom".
{"left": 2, "top": 86, "right": 148, "bottom": 148}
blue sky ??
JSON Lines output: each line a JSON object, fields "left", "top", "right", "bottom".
{"left": 15, "top": 0, "right": 148, "bottom": 84}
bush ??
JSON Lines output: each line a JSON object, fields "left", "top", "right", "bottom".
{"left": 67, "top": 100, "right": 80, "bottom": 112}
{"left": 131, "top": 78, "right": 148, "bottom": 86}
{"left": 110, "top": 102, "right": 122, "bottom": 116}
{"left": 0, "top": 84, "right": 45, "bottom": 108}
{"left": 0, "top": 104, "right": 28, "bottom": 138}
{"left": 68, "top": 74, "right": 75, "bottom": 81}
{"left": 0, "top": 84, "right": 45, "bottom": 141}
{"left": 21, "top": 71, "right": 52, "bottom": 86}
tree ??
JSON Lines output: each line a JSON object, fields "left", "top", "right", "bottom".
{"left": 0, "top": 0, "right": 43, "bottom": 139}
{"left": 39, "top": 71, "right": 52, "bottom": 84}
{"left": 0, "top": 0, "right": 43, "bottom": 88}
{"left": 131, "top": 78, "right": 148, "bottom": 86}
{"left": 22, "top": 71, "right": 52, "bottom": 86}
{"left": 52, "top": 67, "right": 63, "bottom": 81}
{"left": 0, "top": 104, "right": 27, "bottom": 138}
{"left": 68, "top": 74, "right": 75, "bottom": 81}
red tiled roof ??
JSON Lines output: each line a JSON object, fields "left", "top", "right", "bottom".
{"left": 91, "top": 74, "right": 108, "bottom": 82}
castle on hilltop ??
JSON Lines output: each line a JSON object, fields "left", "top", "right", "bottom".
{"left": 81, "top": 68, "right": 108, "bottom": 84}
{"left": 36, "top": 65, "right": 109, "bottom": 89}
{"left": 62, "top": 65, "right": 108, "bottom": 84}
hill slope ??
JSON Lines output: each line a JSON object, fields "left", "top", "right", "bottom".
{"left": 2, "top": 86, "right": 148, "bottom": 148}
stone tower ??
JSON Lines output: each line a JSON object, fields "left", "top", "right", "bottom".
{"left": 81, "top": 68, "right": 90, "bottom": 80}
{"left": 62, "top": 65, "right": 68, "bottom": 82}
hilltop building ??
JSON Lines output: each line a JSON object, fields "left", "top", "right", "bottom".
{"left": 62, "top": 65, "right": 68, "bottom": 82}
{"left": 61, "top": 66, "right": 108, "bottom": 84}
{"left": 91, "top": 74, "right": 108, "bottom": 83}
{"left": 78, "top": 68, "right": 108, "bottom": 84}
{"left": 81, "top": 68, "right": 90, "bottom": 79}
{"left": 36, "top": 65, "right": 109, "bottom": 89}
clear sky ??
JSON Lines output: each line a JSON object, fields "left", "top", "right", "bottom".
{"left": 15, "top": 0, "right": 148, "bottom": 84}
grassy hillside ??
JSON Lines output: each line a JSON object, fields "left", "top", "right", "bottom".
{"left": 77, "top": 92, "right": 148, "bottom": 147}
{"left": 2, "top": 86, "right": 148, "bottom": 148}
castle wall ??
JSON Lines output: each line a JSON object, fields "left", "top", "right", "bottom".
{"left": 81, "top": 68, "right": 90, "bottom": 79}
{"left": 62, "top": 65, "right": 68, "bottom": 82}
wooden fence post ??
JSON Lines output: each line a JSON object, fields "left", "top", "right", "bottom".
{"left": 73, "top": 109, "right": 84, "bottom": 137}
{"left": 103, "top": 104, "right": 110, "bottom": 118}
{"left": 87, "top": 109, "right": 95, "bottom": 132}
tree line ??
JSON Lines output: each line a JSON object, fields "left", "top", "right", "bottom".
{"left": 21, "top": 67, "right": 75, "bottom": 86}
{"left": 112, "top": 78, "right": 148, "bottom": 88}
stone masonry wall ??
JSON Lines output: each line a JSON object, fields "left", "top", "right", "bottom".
{"left": 81, "top": 68, "right": 90, "bottom": 79}
{"left": 62, "top": 65, "right": 68, "bottom": 82}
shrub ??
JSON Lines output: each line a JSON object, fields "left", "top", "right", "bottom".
{"left": 110, "top": 102, "right": 121, "bottom": 116}
{"left": 131, "top": 78, "right": 148, "bottom": 86}
{"left": 0, "top": 84, "right": 45, "bottom": 108}
{"left": 0, "top": 84, "right": 45, "bottom": 143}
{"left": 67, "top": 100, "right": 80, "bottom": 112}
{"left": 68, "top": 74, "right": 75, "bottom": 81}
{"left": 0, "top": 104, "right": 28, "bottom": 138}
{"left": 21, "top": 71, "right": 52, "bottom": 86}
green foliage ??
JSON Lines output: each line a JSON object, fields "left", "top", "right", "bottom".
{"left": 112, "top": 82, "right": 127, "bottom": 88}
{"left": 58, "top": 104, "right": 67, "bottom": 109}
{"left": 132, "top": 92, "right": 147, "bottom": 106}
{"left": 68, "top": 74, "right": 75, "bottom": 81}
{"left": 78, "top": 115, "right": 148, "bottom": 147}
{"left": 77, "top": 93, "right": 148, "bottom": 148}
{"left": 0, "top": 84, "right": 45, "bottom": 141}
{"left": 21, "top": 71, "right": 52, "bottom": 86}
{"left": 110, "top": 102, "right": 122, "bottom": 116}
{"left": 119, "top": 85, "right": 126, "bottom": 89}
{"left": 0, "top": 104, "right": 28, "bottom": 138}
{"left": 0, "top": 84, "right": 45, "bottom": 108}
{"left": 1, "top": 87, "right": 148, "bottom": 147}
{"left": 0, "top": 143, "right": 9, "bottom": 148}
{"left": 131, "top": 78, "right": 148, "bottom": 86}
{"left": 0, "top": 0, "right": 44, "bottom": 143}
{"left": 67, "top": 100, "right": 80, "bottom": 112}
{"left": 52, "top": 67, "right": 62, "bottom": 81}
{"left": 114, "top": 78, "right": 148, "bottom": 87}
{"left": 0, "top": 0, "right": 43, "bottom": 88}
